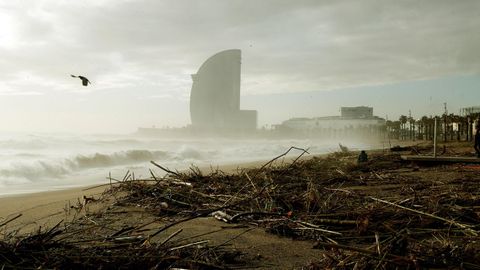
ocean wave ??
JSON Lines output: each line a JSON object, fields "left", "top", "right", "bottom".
{"left": 175, "top": 145, "right": 209, "bottom": 160}
{"left": 0, "top": 138, "right": 344, "bottom": 186}
{"left": 70, "top": 150, "right": 169, "bottom": 169}
{"left": 0, "top": 161, "right": 70, "bottom": 181}
{"left": 0, "top": 149, "right": 170, "bottom": 181}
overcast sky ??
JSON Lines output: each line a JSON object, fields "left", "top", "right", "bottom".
{"left": 1, "top": 0, "right": 479, "bottom": 133}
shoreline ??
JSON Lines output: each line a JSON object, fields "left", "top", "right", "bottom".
{"left": 0, "top": 140, "right": 398, "bottom": 199}
{"left": 0, "top": 157, "right": 288, "bottom": 219}
{"left": 0, "top": 136, "right": 403, "bottom": 201}
{"left": 3, "top": 140, "right": 476, "bottom": 268}
{"left": 0, "top": 140, "right": 417, "bottom": 226}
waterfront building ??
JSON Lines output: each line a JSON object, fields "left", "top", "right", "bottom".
{"left": 190, "top": 49, "right": 257, "bottom": 131}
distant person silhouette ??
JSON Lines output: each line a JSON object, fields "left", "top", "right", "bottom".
{"left": 474, "top": 120, "right": 480, "bottom": 158}
{"left": 71, "top": 75, "right": 91, "bottom": 86}
{"left": 358, "top": 150, "right": 368, "bottom": 163}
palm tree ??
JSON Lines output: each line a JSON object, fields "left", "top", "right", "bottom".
{"left": 442, "top": 112, "right": 448, "bottom": 142}
{"left": 427, "top": 117, "right": 435, "bottom": 141}
{"left": 408, "top": 116, "right": 415, "bottom": 140}
{"left": 449, "top": 114, "right": 460, "bottom": 141}
{"left": 399, "top": 115, "right": 407, "bottom": 140}
{"left": 386, "top": 120, "right": 399, "bottom": 139}
{"left": 420, "top": 116, "right": 429, "bottom": 140}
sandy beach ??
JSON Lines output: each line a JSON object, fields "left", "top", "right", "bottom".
{"left": 2, "top": 140, "right": 479, "bottom": 269}
{"left": 0, "top": 158, "right": 270, "bottom": 225}
{"left": 0, "top": 154, "right": 326, "bottom": 268}
{"left": 0, "top": 145, "right": 327, "bottom": 220}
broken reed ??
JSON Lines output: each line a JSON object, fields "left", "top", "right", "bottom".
{"left": 110, "top": 146, "right": 480, "bottom": 269}
{"left": 1, "top": 145, "right": 480, "bottom": 269}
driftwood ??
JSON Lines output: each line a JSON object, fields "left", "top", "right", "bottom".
{"left": 0, "top": 214, "right": 22, "bottom": 227}
{"left": 3, "top": 146, "right": 480, "bottom": 269}
{"left": 369, "top": 196, "right": 477, "bottom": 236}
{"left": 150, "top": 160, "right": 181, "bottom": 177}
{"left": 314, "top": 242, "right": 415, "bottom": 266}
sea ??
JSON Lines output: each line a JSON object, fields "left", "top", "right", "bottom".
{"left": 0, "top": 132, "right": 375, "bottom": 197}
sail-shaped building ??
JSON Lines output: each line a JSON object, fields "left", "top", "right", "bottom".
{"left": 190, "top": 49, "right": 257, "bottom": 131}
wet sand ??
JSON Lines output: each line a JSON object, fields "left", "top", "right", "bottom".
{"left": 0, "top": 158, "right": 278, "bottom": 223}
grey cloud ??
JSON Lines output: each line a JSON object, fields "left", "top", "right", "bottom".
{"left": 1, "top": 0, "right": 479, "bottom": 97}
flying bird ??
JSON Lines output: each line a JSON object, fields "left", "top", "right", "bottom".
{"left": 70, "top": 75, "right": 91, "bottom": 86}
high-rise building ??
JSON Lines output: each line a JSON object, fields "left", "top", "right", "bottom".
{"left": 190, "top": 49, "right": 257, "bottom": 131}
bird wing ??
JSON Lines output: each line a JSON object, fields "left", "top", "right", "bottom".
{"left": 78, "top": 76, "right": 91, "bottom": 86}
{"left": 70, "top": 74, "right": 77, "bottom": 78}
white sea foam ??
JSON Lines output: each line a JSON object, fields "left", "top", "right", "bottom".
{"left": 0, "top": 150, "right": 170, "bottom": 180}
{"left": 0, "top": 133, "right": 374, "bottom": 196}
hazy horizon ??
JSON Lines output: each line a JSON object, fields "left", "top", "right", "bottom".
{"left": 1, "top": 0, "right": 479, "bottom": 134}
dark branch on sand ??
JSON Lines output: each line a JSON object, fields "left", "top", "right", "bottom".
{"left": 0, "top": 214, "right": 22, "bottom": 228}
{"left": 150, "top": 160, "right": 181, "bottom": 177}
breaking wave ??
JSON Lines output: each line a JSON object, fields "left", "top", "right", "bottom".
{"left": 0, "top": 150, "right": 171, "bottom": 181}
{"left": 0, "top": 134, "right": 366, "bottom": 195}
{"left": 70, "top": 150, "right": 168, "bottom": 169}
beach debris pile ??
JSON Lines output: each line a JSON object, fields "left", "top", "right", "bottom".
{"left": 1, "top": 144, "right": 480, "bottom": 269}
{"left": 0, "top": 211, "right": 253, "bottom": 269}
{"left": 110, "top": 146, "right": 480, "bottom": 269}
